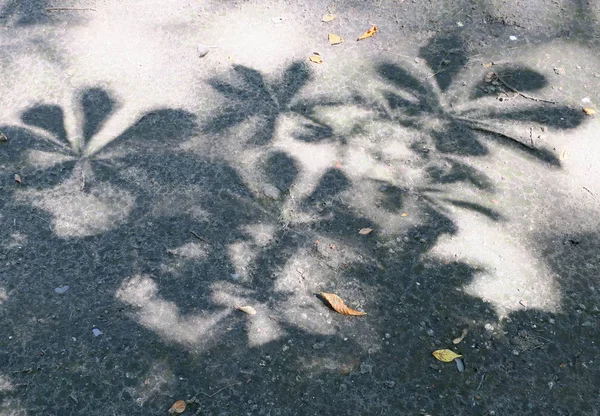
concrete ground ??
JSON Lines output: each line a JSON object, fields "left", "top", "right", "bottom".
{"left": 1, "top": 0, "right": 599, "bottom": 415}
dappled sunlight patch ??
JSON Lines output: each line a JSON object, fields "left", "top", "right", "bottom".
{"left": 431, "top": 211, "right": 561, "bottom": 318}
{"left": 2, "top": 232, "right": 28, "bottom": 250}
{"left": 26, "top": 149, "right": 76, "bottom": 169}
{"left": 167, "top": 242, "right": 209, "bottom": 260}
{"left": 227, "top": 241, "right": 258, "bottom": 281}
{"left": 124, "top": 361, "right": 176, "bottom": 408}
{"left": 243, "top": 223, "right": 276, "bottom": 247}
{"left": 16, "top": 172, "right": 134, "bottom": 238}
{"left": 151, "top": 187, "right": 212, "bottom": 222}
{"left": 116, "top": 275, "right": 230, "bottom": 347}
{"left": 0, "top": 375, "right": 15, "bottom": 392}
{"left": 211, "top": 283, "right": 284, "bottom": 346}
{"left": 0, "top": 287, "right": 7, "bottom": 305}
{"left": 247, "top": 313, "right": 284, "bottom": 347}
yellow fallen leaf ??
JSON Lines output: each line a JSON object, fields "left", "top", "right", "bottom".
{"left": 482, "top": 62, "right": 493, "bottom": 68}
{"left": 359, "top": 228, "right": 373, "bottom": 235}
{"left": 357, "top": 25, "right": 378, "bottom": 41}
{"left": 309, "top": 54, "right": 323, "bottom": 64}
{"left": 168, "top": 400, "right": 187, "bottom": 414}
{"left": 432, "top": 349, "right": 462, "bottom": 362}
{"left": 328, "top": 33, "right": 344, "bottom": 45}
{"left": 321, "top": 13, "right": 336, "bottom": 22}
{"left": 320, "top": 292, "right": 367, "bottom": 316}
{"left": 14, "top": 174, "right": 22, "bottom": 184}
{"left": 237, "top": 306, "right": 257, "bottom": 315}
{"left": 583, "top": 107, "right": 596, "bottom": 115}
{"left": 401, "top": 213, "right": 408, "bottom": 217}
{"left": 452, "top": 328, "right": 468, "bottom": 345}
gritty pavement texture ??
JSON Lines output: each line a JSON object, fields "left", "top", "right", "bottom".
{"left": 1, "top": 1, "right": 600, "bottom": 415}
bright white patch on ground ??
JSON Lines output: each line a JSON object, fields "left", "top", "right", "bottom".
{"left": 431, "top": 210, "right": 561, "bottom": 318}
{"left": 116, "top": 275, "right": 230, "bottom": 347}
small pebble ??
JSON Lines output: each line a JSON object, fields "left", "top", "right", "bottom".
{"left": 455, "top": 358, "right": 465, "bottom": 372}
{"left": 54, "top": 285, "right": 70, "bottom": 294}
{"left": 312, "top": 342, "right": 325, "bottom": 350}
{"left": 360, "top": 363, "right": 373, "bottom": 374}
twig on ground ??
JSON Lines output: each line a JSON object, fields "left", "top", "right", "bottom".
{"left": 199, "top": 382, "right": 241, "bottom": 398}
{"left": 45, "top": 7, "right": 97, "bottom": 12}
{"left": 190, "top": 231, "right": 207, "bottom": 242}
{"left": 491, "top": 72, "right": 556, "bottom": 104}
{"left": 583, "top": 187, "right": 597, "bottom": 199}
{"left": 457, "top": 117, "right": 536, "bottom": 150}
{"left": 476, "top": 371, "right": 487, "bottom": 390}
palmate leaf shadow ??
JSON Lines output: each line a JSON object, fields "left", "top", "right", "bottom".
{"left": 203, "top": 62, "right": 312, "bottom": 146}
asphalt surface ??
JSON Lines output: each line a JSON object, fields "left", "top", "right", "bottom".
{"left": 1, "top": 1, "right": 600, "bottom": 415}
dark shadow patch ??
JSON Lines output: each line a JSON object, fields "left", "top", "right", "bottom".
{"left": 80, "top": 88, "right": 118, "bottom": 143}
{"left": 431, "top": 121, "right": 488, "bottom": 156}
{"left": 204, "top": 62, "right": 312, "bottom": 146}
{"left": 418, "top": 32, "right": 468, "bottom": 92}
{"left": 263, "top": 151, "right": 299, "bottom": 193}
{"left": 21, "top": 104, "right": 68, "bottom": 143}
{"left": 426, "top": 158, "right": 493, "bottom": 190}
{"left": 443, "top": 198, "right": 503, "bottom": 221}
{"left": 378, "top": 185, "right": 405, "bottom": 213}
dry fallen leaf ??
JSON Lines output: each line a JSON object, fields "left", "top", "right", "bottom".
{"left": 328, "top": 33, "right": 344, "bottom": 45}
{"left": 309, "top": 54, "right": 323, "bottom": 64}
{"left": 321, "top": 13, "right": 336, "bottom": 22}
{"left": 482, "top": 62, "right": 493, "bottom": 68}
{"left": 237, "top": 306, "right": 257, "bottom": 315}
{"left": 432, "top": 349, "right": 462, "bottom": 362}
{"left": 401, "top": 213, "right": 408, "bottom": 217}
{"left": 359, "top": 228, "right": 373, "bottom": 235}
{"left": 452, "top": 328, "right": 468, "bottom": 345}
{"left": 559, "top": 149, "right": 567, "bottom": 161}
{"left": 320, "top": 292, "right": 367, "bottom": 316}
{"left": 0, "top": 132, "right": 7, "bottom": 142}
{"left": 583, "top": 107, "right": 596, "bottom": 115}
{"left": 168, "top": 400, "right": 187, "bottom": 414}
{"left": 14, "top": 174, "right": 22, "bottom": 184}
{"left": 357, "top": 25, "right": 378, "bottom": 41}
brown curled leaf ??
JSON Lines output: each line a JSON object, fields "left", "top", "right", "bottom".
{"left": 168, "top": 400, "right": 187, "bottom": 414}
{"left": 319, "top": 292, "right": 367, "bottom": 316}
{"left": 452, "top": 328, "right": 468, "bottom": 345}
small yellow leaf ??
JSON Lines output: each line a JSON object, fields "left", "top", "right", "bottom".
{"left": 400, "top": 213, "right": 408, "bottom": 217}
{"left": 237, "top": 306, "right": 257, "bottom": 315}
{"left": 309, "top": 55, "right": 323, "bottom": 64}
{"left": 168, "top": 400, "right": 187, "bottom": 414}
{"left": 359, "top": 228, "right": 373, "bottom": 235}
{"left": 482, "top": 62, "right": 493, "bottom": 68}
{"left": 328, "top": 33, "right": 344, "bottom": 45}
{"left": 452, "top": 328, "right": 468, "bottom": 345}
{"left": 321, "top": 13, "right": 336, "bottom": 22}
{"left": 357, "top": 25, "right": 378, "bottom": 41}
{"left": 432, "top": 349, "right": 462, "bottom": 362}
{"left": 583, "top": 107, "right": 596, "bottom": 115}
{"left": 14, "top": 174, "right": 22, "bottom": 184}
{"left": 320, "top": 292, "right": 367, "bottom": 316}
